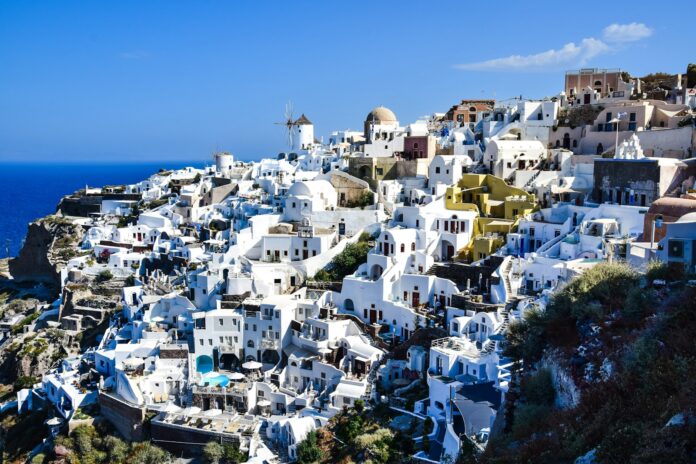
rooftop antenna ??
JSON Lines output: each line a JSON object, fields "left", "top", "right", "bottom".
{"left": 274, "top": 101, "right": 296, "bottom": 148}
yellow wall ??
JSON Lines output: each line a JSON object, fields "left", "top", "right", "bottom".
{"left": 446, "top": 174, "right": 537, "bottom": 261}
{"left": 445, "top": 173, "right": 535, "bottom": 219}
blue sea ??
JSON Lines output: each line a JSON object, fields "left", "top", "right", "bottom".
{"left": 0, "top": 161, "right": 202, "bottom": 257}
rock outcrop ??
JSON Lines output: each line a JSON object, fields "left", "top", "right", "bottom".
{"left": 9, "top": 215, "right": 83, "bottom": 289}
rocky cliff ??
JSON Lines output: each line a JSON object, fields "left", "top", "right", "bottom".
{"left": 9, "top": 215, "right": 83, "bottom": 290}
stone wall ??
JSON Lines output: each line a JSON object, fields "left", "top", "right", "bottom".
{"left": 99, "top": 392, "right": 146, "bottom": 441}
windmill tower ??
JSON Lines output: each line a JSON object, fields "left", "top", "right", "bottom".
{"left": 275, "top": 102, "right": 313, "bottom": 152}
{"left": 275, "top": 101, "right": 297, "bottom": 151}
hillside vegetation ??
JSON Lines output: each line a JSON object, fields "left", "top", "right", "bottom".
{"left": 484, "top": 262, "right": 696, "bottom": 463}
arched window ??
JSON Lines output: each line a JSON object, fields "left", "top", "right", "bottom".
{"left": 597, "top": 143, "right": 604, "bottom": 155}
{"left": 411, "top": 242, "right": 416, "bottom": 251}
{"left": 400, "top": 244, "right": 405, "bottom": 253}
{"left": 469, "top": 106, "right": 477, "bottom": 112}
{"left": 572, "top": 140, "right": 578, "bottom": 148}
{"left": 247, "top": 340, "right": 255, "bottom": 348}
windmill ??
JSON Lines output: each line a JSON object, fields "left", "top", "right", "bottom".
{"left": 275, "top": 101, "right": 297, "bottom": 149}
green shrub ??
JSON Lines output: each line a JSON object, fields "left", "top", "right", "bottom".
{"left": 203, "top": 441, "right": 224, "bottom": 463}
{"left": 522, "top": 368, "right": 555, "bottom": 406}
{"left": 296, "top": 430, "right": 323, "bottom": 464}
{"left": 512, "top": 403, "right": 552, "bottom": 439}
{"left": 623, "top": 286, "right": 657, "bottom": 322}
{"left": 96, "top": 270, "right": 113, "bottom": 283}
{"left": 645, "top": 260, "right": 685, "bottom": 282}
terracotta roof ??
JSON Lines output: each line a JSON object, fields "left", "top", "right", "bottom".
{"left": 647, "top": 197, "right": 696, "bottom": 219}
{"left": 294, "top": 114, "right": 312, "bottom": 125}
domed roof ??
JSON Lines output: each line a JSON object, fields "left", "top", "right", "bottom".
{"left": 366, "top": 106, "right": 397, "bottom": 124}
{"left": 648, "top": 197, "right": 696, "bottom": 219}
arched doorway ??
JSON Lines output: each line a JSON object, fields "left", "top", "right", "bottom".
{"left": 261, "top": 350, "right": 280, "bottom": 365}
{"left": 196, "top": 355, "right": 214, "bottom": 374}
{"left": 563, "top": 133, "right": 570, "bottom": 149}
{"left": 370, "top": 264, "right": 383, "bottom": 280}
{"left": 596, "top": 143, "right": 604, "bottom": 155}
{"left": 344, "top": 299, "right": 355, "bottom": 312}
{"left": 441, "top": 240, "right": 455, "bottom": 261}
{"left": 219, "top": 353, "right": 239, "bottom": 371}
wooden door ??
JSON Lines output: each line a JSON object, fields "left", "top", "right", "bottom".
{"left": 412, "top": 292, "right": 420, "bottom": 307}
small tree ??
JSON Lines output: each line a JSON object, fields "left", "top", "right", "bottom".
{"left": 354, "top": 398, "right": 365, "bottom": 413}
{"left": 296, "top": 430, "right": 323, "bottom": 464}
{"left": 222, "top": 442, "right": 246, "bottom": 463}
{"left": 103, "top": 435, "right": 129, "bottom": 463}
{"left": 96, "top": 270, "right": 113, "bottom": 283}
{"left": 129, "top": 442, "right": 170, "bottom": 464}
{"left": 203, "top": 441, "right": 225, "bottom": 464}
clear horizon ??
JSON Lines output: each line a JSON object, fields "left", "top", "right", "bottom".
{"left": 0, "top": 1, "right": 687, "bottom": 163}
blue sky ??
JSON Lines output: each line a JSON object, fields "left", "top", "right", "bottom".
{"left": 0, "top": 1, "right": 687, "bottom": 163}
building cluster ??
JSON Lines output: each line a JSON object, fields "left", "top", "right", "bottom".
{"left": 17, "top": 65, "right": 696, "bottom": 462}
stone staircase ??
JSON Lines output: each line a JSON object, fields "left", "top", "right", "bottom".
{"left": 523, "top": 169, "right": 543, "bottom": 190}
{"left": 480, "top": 306, "right": 510, "bottom": 355}
{"left": 501, "top": 258, "right": 513, "bottom": 303}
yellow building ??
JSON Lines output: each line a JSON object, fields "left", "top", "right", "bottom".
{"left": 446, "top": 174, "right": 537, "bottom": 260}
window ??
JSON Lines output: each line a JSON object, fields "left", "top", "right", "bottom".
{"left": 435, "top": 167, "right": 441, "bottom": 174}
{"left": 400, "top": 244, "right": 405, "bottom": 252}
{"left": 219, "top": 318, "right": 223, "bottom": 326}
{"left": 668, "top": 240, "right": 684, "bottom": 258}
{"left": 554, "top": 230, "right": 560, "bottom": 237}
{"left": 208, "top": 339, "right": 213, "bottom": 345}
{"left": 376, "top": 167, "right": 383, "bottom": 175}
{"left": 413, "top": 143, "right": 419, "bottom": 149}
{"left": 529, "top": 227, "right": 535, "bottom": 237}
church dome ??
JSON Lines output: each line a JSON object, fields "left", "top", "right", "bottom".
{"left": 365, "top": 106, "right": 397, "bottom": 124}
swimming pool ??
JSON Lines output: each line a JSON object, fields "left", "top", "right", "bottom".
{"left": 201, "top": 373, "right": 230, "bottom": 388}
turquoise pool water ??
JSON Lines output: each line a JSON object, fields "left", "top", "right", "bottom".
{"left": 202, "top": 373, "right": 230, "bottom": 387}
